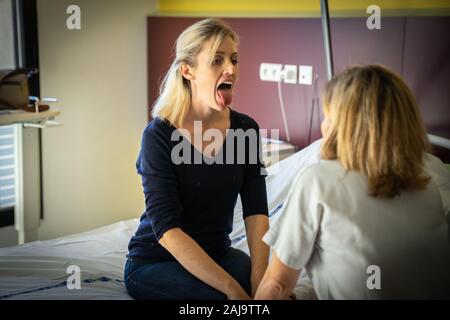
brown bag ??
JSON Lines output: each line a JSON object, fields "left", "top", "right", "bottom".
{"left": 0, "top": 68, "right": 49, "bottom": 113}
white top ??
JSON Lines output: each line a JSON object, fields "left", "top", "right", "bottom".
{"left": 263, "top": 158, "right": 450, "bottom": 299}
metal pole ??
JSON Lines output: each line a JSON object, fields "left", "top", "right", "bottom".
{"left": 320, "top": 0, "right": 334, "bottom": 80}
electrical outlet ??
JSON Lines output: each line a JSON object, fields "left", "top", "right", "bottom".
{"left": 283, "top": 65, "right": 297, "bottom": 84}
{"left": 299, "top": 65, "right": 313, "bottom": 85}
{"left": 259, "top": 63, "right": 283, "bottom": 82}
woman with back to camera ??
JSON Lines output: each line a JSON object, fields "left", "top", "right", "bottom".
{"left": 124, "top": 18, "right": 270, "bottom": 300}
{"left": 255, "top": 65, "right": 450, "bottom": 299}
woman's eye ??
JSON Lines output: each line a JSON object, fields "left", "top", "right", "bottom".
{"left": 213, "top": 57, "right": 223, "bottom": 65}
{"left": 232, "top": 59, "right": 238, "bottom": 65}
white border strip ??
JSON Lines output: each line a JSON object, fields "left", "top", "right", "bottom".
{"left": 428, "top": 134, "right": 450, "bottom": 150}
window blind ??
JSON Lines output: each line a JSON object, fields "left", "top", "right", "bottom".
{"left": 0, "top": 125, "right": 15, "bottom": 210}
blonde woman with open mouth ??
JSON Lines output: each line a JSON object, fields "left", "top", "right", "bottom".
{"left": 125, "top": 18, "right": 270, "bottom": 300}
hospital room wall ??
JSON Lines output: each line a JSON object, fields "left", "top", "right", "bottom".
{"left": 147, "top": 16, "right": 450, "bottom": 161}
{"left": 35, "top": 0, "right": 156, "bottom": 241}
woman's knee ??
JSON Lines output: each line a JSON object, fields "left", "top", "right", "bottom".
{"left": 124, "top": 259, "right": 228, "bottom": 300}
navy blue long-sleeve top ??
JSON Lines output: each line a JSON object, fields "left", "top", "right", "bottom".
{"left": 127, "top": 108, "right": 269, "bottom": 262}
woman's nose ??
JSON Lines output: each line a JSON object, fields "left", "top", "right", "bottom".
{"left": 223, "top": 60, "right": 236, "bottom": 75}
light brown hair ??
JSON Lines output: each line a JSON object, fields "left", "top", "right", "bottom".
{"left": 321, "top": 65, "right": 430, "bottom": 198}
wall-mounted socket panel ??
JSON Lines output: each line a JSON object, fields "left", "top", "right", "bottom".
{"left": 260, "top": 63, "right": 313, "bottom": 85}
{"left": 283, "top": 64, "right": 297, "bottom": 84}
{"left": 299, "top": 65, "right": 313, "bottom": 85}
{"left": 259, "top": 63, "right": 283, "bottom": 82}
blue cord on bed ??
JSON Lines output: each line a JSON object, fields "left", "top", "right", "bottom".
{"left": 0, "top": 277, "right": 125, "bottom": 299}
{"left": 230, "top": 203, "right": 284, "bottom": 245}
{"left": 268, "top": 203, "right": 283, "bottom": 217}
{"left": 2, "top": 204, "right": 285, "bottom": 299}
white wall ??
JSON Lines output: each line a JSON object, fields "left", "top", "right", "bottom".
{"left": 0, "top": 0, "right": 15, "bottom": 68}
{"left": 37, "top": 0, "right": 156, "bottom": 240}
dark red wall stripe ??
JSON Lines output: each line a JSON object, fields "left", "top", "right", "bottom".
{"left": 147, "top": 17, "right": 450, "bottom": 162}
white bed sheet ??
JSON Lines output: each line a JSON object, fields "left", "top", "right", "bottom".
{"left": 0, "top": 139, "right": 323, "bottom": 300}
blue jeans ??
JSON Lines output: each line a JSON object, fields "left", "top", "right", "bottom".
{"left": 124, "top": 248, "right": 251, "bottom": 300}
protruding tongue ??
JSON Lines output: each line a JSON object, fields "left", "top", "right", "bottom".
{"left": 217, "top": 88, "right": 232, "bottom": 106}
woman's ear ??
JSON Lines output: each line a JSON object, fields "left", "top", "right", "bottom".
{"left": 180, "top": 64, "right": 195, "bottom": 81}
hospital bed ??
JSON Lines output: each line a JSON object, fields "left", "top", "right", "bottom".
{"left": 1, "top": 137, "right": 449, "bottom": 300}
{"left": 0, "top": 140, "right": 323, "bottom": 300}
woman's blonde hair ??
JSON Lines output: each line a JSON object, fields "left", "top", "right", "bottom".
{"left": 151, "top": 18, "right": 239, "bottom": 128}
{"left": 321, "top": 65, "right": 431, "bottom": 198}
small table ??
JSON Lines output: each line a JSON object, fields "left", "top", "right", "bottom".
{"left": 0, "top": 109, "right": 60, "bottom": 126}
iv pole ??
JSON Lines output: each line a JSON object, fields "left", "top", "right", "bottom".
{"left": 320, "top": 0, "right": 334, "bottom": 80}
{"left": 307, "top": 0, "right": 334, "bottom": 144}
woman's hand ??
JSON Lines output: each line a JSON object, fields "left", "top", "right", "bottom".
{"left": 250, "top": 270, "right": 265, "bottom": 297}
{"left": 160, "top": 228, "right": 251, "bottom": 299}
{"left": 254, "top": 253, "right": 300, "bottom": 300}
{"left": 226, "top": 284, "right": 252, "bottom": 300}
{"left": 244, "top": 215, "right": 270, "bottom": 297}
